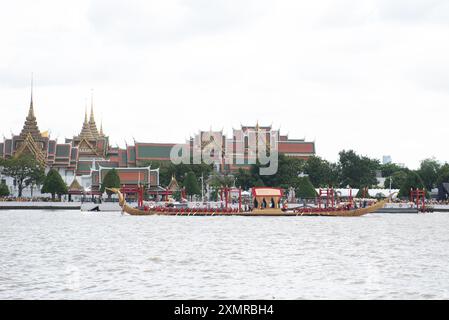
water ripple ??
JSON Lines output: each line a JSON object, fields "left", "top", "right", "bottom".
{"left": 1, "top": 210, "right": 449, "bottom": 299}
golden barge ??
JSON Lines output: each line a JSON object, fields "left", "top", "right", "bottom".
{"left": 106, "top": 187, "right": 388, "bottom": 217}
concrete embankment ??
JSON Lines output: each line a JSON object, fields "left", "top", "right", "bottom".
{"left": 432, "top": 205, "right": 449, "bottom": 212}
{"left": 0, "top": 202, "right": 81, "bottom": 210}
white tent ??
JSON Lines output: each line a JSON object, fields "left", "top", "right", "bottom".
{"left": 368, "top": 189, "right": 399, "bottom": 198}
{"left": 315, "top": 188, "right": 359, "bottom": 197}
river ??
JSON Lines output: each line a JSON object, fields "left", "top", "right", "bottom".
{"left": 1, "top": 210, "right": 448, "bottom": 299}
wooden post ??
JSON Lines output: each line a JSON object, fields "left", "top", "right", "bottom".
{"left": 225, "top": 187, "right": 228, "bottom": 210}
{"left": 238, "top": 188, "right": 242, "bottom": 212}
{"left": 349, "top": 187, "right": 353, "bottom": 209}
{"left": 318, "top": 188, "right": 321, "bottom": 209}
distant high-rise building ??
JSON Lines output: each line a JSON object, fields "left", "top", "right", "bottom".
{"left": 382, "top": 155, "right": 392, "bottom": 165}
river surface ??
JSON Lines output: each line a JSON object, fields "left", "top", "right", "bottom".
{"left": 1, "top": 210, "right": 449, "bottom": 299}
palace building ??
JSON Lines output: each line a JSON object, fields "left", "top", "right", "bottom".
{"left": 0, "top": 91, "right": 161, "bottom": 198}
{"left": 0, "top": 88, "right": 315, "bottom": 197}
{"left": 187, "top": 124, "right": 316, "bottom": 173}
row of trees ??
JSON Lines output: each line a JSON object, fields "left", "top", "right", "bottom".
{"left": 148, "top": 151, "right": 449, "bottom": 199}
{"left": 0, "top": 155, "right": 68, "bottom": 200}
{"left": 233, "top": 151, "right": 379, "bottom": 191}
{"left": 233, "top": 152, "right": 449, "bottom": 198}
{"left": 2, "top": 151, "right": 449, "bottom": 200}
{"left": 141, "top": 151, "right": 382, "bottom": 199}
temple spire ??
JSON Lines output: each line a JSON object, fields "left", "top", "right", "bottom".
{"left": 99, "top": 119, "right": 104, "bottom": 137}
{"left": 84, "top": 106, "right": 89, "bottom": 123}
{"left": 89, "top": 89, "right": 100, "bottom": 138}
{"left": 27, "top": 73, "right": 35, "bottom": 119}
{"left": 79, "top": 104, "right": 95, "bottom": 140}
{"left": 29, "top": 73, "right": 34, "bottom": 114}
{"left": 20, "top": 74, "right": 41, "bottom": 138}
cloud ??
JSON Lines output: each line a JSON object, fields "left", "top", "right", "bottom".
{"left": 87, "top": 0, "right": 269, "bottom": 45}
{"left": 1, "top": 0, "right": 449, "bottom": 169}
{"left": 376, "top": 0, "right": 449, "bottom": 23}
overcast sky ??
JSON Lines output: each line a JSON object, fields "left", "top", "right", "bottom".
{"left": 1, "top": 0, "right": 449, "bottom": 169}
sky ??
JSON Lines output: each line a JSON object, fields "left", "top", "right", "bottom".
{"left": 1, "top": 0, "right": 449, "bottom": 169}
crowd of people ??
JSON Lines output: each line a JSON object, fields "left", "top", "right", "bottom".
{"left": 0, "top": 196, "right": 59, "bottom": 202}
{"left": 426, "top": 199, "right": 449, "bottom": 205}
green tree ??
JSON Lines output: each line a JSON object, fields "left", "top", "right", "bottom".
{"left": 254, "top": 177, "right": 265, "bottom": 187}
{"left": 249, "top": 155, "right": 306, "bottom": 188}
{"left": 140, "top": 160, "right": 172, "bottom": 186}
{"left": 398, "top": 171, "right": 425, "bottom": 198}
{"left": 172, "top": 190, "right": 181, "bottom": 201}
{"left": 208, "top": 172, "right": 234, "bottom": 188}
{"left": 235, "top": 168, "right": 255, "bottom": 190}
{"left": 304, "top": 156, "right": 340, "bottom": 187}
{"left": 100, "top": 168, "right": 121, "bottom": 199}
{"left": 356, "top": 187, "right": 369, "bottom": 198}
{"left": 249, "top": 161, "right": 263, "bottom": 186}
{"left": 383, "top": 170, "right": 408, "bottom": 189}
{"left": 272, "top": 155, "right": 305, "bottom": 189}
{"left": 437, "top": 163, "right": 449, "bottom": 186}
{"left": 29, "top": 167, "right": 46, "bottom": 197}
{"left": 294, "top": 176, "right": 317, "bottom": 198}
{"left": 339, "top": 150, "right": 379, "bottom": 188}
{"left": 142, "top": 161, "right": 213, "bottom": 187}
{"left": 207, "top": 172, "right": 234, "bottom": 201}
{"left": 188, "top": 163, "right": 214, "bottom": 183}
{"left": 417, "top": 158, "right": 441, "bottom": 190}
{"left": 41, "top": 168, "right": 68, "bottom": 201}
{"left": 0, "top": 182, "right": 10, "bottom": 197}
{"left": 380, "top": 163, "right": 404, "bottom": 178}
{"left": 183, "top": 171, "right": 200, "bottom": 200}
{"left": 0, "top": 155, "right": 45, "bottom": 197}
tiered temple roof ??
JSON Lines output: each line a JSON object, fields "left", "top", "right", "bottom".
{"left": 167, "top": 175, "right": 180, "bottom": 191}
{"left": 89, "top": 104, "right": 100, "bottom": 138}
{"left": 79, "top": 109, "right": 95, "bottom": 140}
{"left": 99, "top": 121, "right": 104, "bottom": 137}
{"left": 19, "top": 93, "right": 42, "bottom": 140}
{"left": 68, "top": 177, "right": 84, "bottom": 193}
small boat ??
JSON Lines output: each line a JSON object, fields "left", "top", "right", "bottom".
{"left": 106, "top": 188, "right": 389, "bottom": 217}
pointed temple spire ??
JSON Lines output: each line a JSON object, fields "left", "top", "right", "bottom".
{"left": 79, "top": 105, "right": 95, "bottom": 140}
{"left": 89, "top": 90, "right": 100, "bottom": 138}
{"left": 29, "top": 73, "right": 34, "bottom": 115}
{"left": 167, "top": 174, "right": 180, "bottom": 191}
{"left": 68, "top": 177, "right": 84, "bottom": 193}
{"left": 20, "top": 74, "right": 42, "bottom": 139}
{"left": 99, "top": 119, "right": 104, "bottom": 137}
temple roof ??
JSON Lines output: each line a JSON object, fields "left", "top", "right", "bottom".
{"left": 55, "top": 144, "right": 71, "bottom": 158}
{"left": 99, "top": 121, "right": 104, "bottom": 137}
{"left": 15, "top": 133, "right": 47, "bottom": 165}
{"left": 167, "top": 175, "right": 180, "bottom": 191}
{"left": 99, "top": 167, "right": 151, "bottom": 185}
{"left": 4, "top": 140, "right": 12, "bottom": 155}
{"left": 19, "top": 90, "right": 43, "bottom": 140}
{"left": 135, "top": 143, "right": 175, "bottom": 161}
{"left": 89, "top": 103, "right": 100, "bottom": 138}
{"left": 78, "top": 109, "right": 95, "bottom": 140}
{"left": 241, "top": 122, "right": 272, "bottom": 131}
{"left": 68, "top": 177, "right": 84, "bottom": 192}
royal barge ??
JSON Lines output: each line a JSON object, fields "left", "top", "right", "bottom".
{"left": 106, "top": 187, "right": 390, "bottom": 217}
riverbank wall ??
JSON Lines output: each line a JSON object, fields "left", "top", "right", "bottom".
{"left": 0, "top": 202, "right": 81, "bottom": 210}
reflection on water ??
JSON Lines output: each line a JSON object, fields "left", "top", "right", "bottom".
{"left": 1, "top": 210, "right": 449, "bottom": 299}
